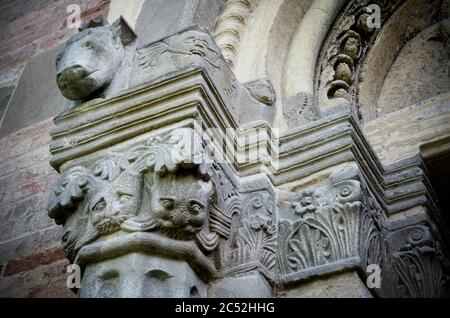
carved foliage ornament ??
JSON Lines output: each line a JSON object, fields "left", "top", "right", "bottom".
{"left": 386, "top": 225, "right": 450, "bottom": 298}
{"left": 277, "top": 163, "right": 449, "bottom": 297}
{"left": 278, "top": 164, "right": 382, "bottom": 281}
{"left": 220, "top": 192, "right": 277, "bottom": 279}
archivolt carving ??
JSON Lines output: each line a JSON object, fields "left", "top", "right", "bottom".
{"left": 212, "top": 0, "right": 260, "bottom": 69}
{"left": 318, "top": 0, "right": 405, "bottom": 115}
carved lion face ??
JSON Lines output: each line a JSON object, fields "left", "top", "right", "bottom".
{"left": 56, "top": 25, "right": 123, "bottom": 100}
{"left": 150, "top": 174, "right": 212, "bottom": 233}
{"left": 89, "top": 172, "right": 142, "bottom": 234}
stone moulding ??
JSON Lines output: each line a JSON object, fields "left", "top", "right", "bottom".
{"left": 74, "top": 232, "right": 217, "bottom": 281}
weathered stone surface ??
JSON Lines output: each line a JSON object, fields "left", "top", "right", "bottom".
{"left": 0, "top": 86, "right": 14, "bottom": 127}
{"left": 80, "top": 253, "right": 206, "bottom": 298}
{"left": 280, "top": 271, "right": 373, "bottom": 298}
{"left": 364, "top": 93, "right": 450, "bottom": 164}
{"left": 44, "top": 22, "right": 450, "bottom": 296}
{"left": 56, "top": 16, "right": 136, "bottom": 103}
{"left": 134, "top": 0, "right": 225, "bottom": 45}
{"left": 209, "top": 270, "right": 272, "bottom": 298}
{"left": 277, "top": 163, "right": 382, "bottom": 291}
{"left": 0, "top": 46, "right": 70, "bottom": 138}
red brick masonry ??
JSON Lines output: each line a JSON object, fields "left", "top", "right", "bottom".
{"left": 0, "top": 0, "right": 110, "bottom": 73}
{"left": 0, "top": 118, "right": 74, "bottom": 297}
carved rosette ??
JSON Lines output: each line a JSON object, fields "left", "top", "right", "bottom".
{"left": 278, "top": 164, "right": 383, "bottom": 285}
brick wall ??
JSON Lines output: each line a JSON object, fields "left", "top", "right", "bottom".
{"left": 0, "top": 119, "right": 75, "bottom": 297}
{"left": 0, "top": 0, "right": 111, "bottom": 83}
{"left": 0, "top": 0, "right": 112, "bottom": 297}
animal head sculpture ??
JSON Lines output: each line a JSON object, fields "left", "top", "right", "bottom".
{"left": 56, "top": 16, "right": 125, "bottom": 101}
{"left": 150, "top": 170, "right": 213, "bottom": 235}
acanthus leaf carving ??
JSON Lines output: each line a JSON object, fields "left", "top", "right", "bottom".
{"left": 278, "top": 163, "right": 383, "bottom": 285}
{"left": 219, "top": 191, "right": 277, "bottom": 282}
{"left": 385, "top": 225, "right": 450, "bottom": 298}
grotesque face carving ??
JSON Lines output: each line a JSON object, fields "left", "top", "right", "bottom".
{"left": 89, "top": 172, "right": 142, "bottom": 234}
{"left": 150, "top": 174, "right": 212, "bottom": 233}
{"left": 56, "top": 22, "right": 124, "bottom": 100}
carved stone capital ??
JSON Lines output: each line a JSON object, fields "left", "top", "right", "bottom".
{"left": 383, "top": 224, "right": 450, "bottom": 298}
{"left": 278, "top": 163, "right": 382, "bottom": 288}
{"left": 48, "top": 128, "right": 238, "bottom": 286}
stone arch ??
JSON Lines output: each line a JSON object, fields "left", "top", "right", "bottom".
{"left": 357, "top": 0, "right": 449, "bottom": 122}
